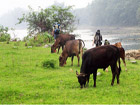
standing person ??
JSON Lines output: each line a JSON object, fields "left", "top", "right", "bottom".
{"left": 104, "top": 39, "right": 110, "bottom": 45}
{"left": 104, "top": 39, "right": 110, "bottom": 72}
{"left": 52, "top": 22, "right": 61, "bottom": 42}
{"left": 92, "top": 30, "right": 102, "bottom": 47}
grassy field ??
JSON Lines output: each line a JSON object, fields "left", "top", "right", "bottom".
{"left": 0, "top": 42, "right": 140, "bottom": 104}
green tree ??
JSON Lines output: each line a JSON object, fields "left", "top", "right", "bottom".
{"left": 18, "top": 5, "right": 76, "bottom": 34}
{"left": 0, "top": 25, "right": 10, "bottom": 42}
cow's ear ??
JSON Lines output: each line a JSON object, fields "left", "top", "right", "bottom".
{"left": 76, "top": 71, "right": 79, "bottom": 76}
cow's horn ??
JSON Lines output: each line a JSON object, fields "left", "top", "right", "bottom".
{"left": 76, "top": 70, "right": 79, "bottom": 76}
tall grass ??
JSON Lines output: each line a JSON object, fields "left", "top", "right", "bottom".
{"left": 0, "top": 42, "right": 140, "bottom": 104}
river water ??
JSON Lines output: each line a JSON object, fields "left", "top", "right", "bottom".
{"left": 9, "top": 29, "right": 140, "bottom": 50}
{"left": 73, "top": 29, "right": 140, "bottom": 50}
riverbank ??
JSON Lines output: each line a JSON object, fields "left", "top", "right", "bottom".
{"left": 77, "top": 26, "right": 140, "bottom": 35}
{"left": 126, "top": 49, "right": 140, "bottom": 60}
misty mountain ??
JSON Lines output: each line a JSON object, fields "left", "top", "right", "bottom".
{"left": 74, "top": 0, "right": 140, "bottom": 26}
{"left": 0, "top": 7, "right": 27, "bottom": 29}
{"left": 73, "top": 7, "right": 91, "bottom": 26}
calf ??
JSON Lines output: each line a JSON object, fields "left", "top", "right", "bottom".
{"left": 51, "top": 34, "right": 75, "bottom": 53}
{"left": 76, "top": 45, "right": 121, "bottom": 88}
{"left": 59, "top": 39, "right": 85, "bottom": 67}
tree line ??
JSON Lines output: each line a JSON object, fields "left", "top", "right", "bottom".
{"left": 75, "top": 0, "right": 140, "bottom": 26}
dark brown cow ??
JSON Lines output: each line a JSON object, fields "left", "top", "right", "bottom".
{"left": 51, "top": 34, "right": 75, "bottom": 53}
{"left": 59, "top": 39, "right": 85, "bottom": 67}
{"left": 76, "top": 45, "right": 121, "bottom": 88}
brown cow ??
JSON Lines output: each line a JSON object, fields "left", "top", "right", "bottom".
{"left": 113, "top": 42, "right": 127, "bottom": 71}
{"left": 59, "top": 39, "right": 85, "bottom": 67}
{"left": 76, "top": 45, "right": 121, "bottom": 88}
{"left": 51, "top": 34, "right": 75, "bottom": 53}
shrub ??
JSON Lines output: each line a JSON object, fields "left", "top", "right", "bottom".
{"left": 24, "top": 32, "right": 54, "bottom": 47}
{"left": 42, "top": 59, "right": 56, "bottom": 68}
{"left": 14, "top": 41, "right": 20, "bottom": 46}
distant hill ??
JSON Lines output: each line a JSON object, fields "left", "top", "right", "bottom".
{"left": 0, "top": 8, "right": 27, "bottom": 29}
{"left": 73, "top": 7, "right": 91, "bottom": 26}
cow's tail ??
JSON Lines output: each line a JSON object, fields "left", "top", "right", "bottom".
{"left": 118, "top": 57, "right": 121, "bottom": 75}
{"left": 78, "top": 39, "right": 85, "bottom": 57}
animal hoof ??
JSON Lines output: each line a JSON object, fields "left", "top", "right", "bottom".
{"left": 93, "top": 85, "right": 96, "bottom": 87}
{"left": 117, "top": 82, "right": 120, "bottom": 84}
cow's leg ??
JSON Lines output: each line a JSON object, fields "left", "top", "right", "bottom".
{"left": 71, "top": 56, "right": 74, "bottom": 66}
{"left": 62, "top": 45, "right": 64, "bottom": 51}
{"left": 84, "top": 83, "right": 86, "bottom": 88}
{"left": 120, "top": 48, "right": 127, "bottom": 71}
{"left": 111, "top": 73, "right": 115, "bottom": 86}
{"left": 116, "top": 66, "right": 120, "bottom": 84}
{"left": 86, "top": 74, "right": 90, "bottom": 87}
{"left": 76, "top": 54, "right": 80, "bottom": 66}
{"left": 57, "top": 46, "right": 60, "bottom": 54}
{"left": 110, "top": 64, "right": 116, "bottom": 86}
{"left": 64, "top": 57, "right": 67, "bottom": 65}
{"left": 122, "top": 59, "right": 127, "bottom": 71}
{"left": 93, "top": 70, "right": 97, "bottom": 87}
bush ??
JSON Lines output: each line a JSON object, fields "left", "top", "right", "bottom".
{"left": 14, "top": 41, "right": 20, "bottom": 46}
{"left": 42, "top": 59, "right": 56, "bottom": 68}
{"left": 24, "top": 32, "right": 54, "bottom": 47}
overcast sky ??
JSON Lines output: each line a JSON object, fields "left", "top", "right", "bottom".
{"left": 0, "top": 0, "right": 93, "bottom": 16}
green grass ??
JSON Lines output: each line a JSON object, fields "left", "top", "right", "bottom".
{"left": 0, "top": 42, "right": 140, "bottom": 104}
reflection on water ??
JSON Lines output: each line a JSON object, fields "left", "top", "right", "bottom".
{"left": 73, "top": 29, "right": 140, "bottom": 50}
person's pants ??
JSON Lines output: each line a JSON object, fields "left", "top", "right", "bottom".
{"left": 96, "top": 42, "right": 102, "bottom": 47}
{"left": 54, "top": 34, "right": 59, "bottom": 39}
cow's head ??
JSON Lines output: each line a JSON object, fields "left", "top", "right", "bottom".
{"left": 59, "top": 55, "right": 66, "bottom": 67}
{"left": 51, "top": 45, "right": 56, "bottom": 53}
{"left": 51, "top": 39, "right": 61, "bottom": 53}
{"left": 76, "top": 71, "right": 86, "bottom": 88}
{"left": 114, "top": 42, "right": 122, "bottom": 48}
